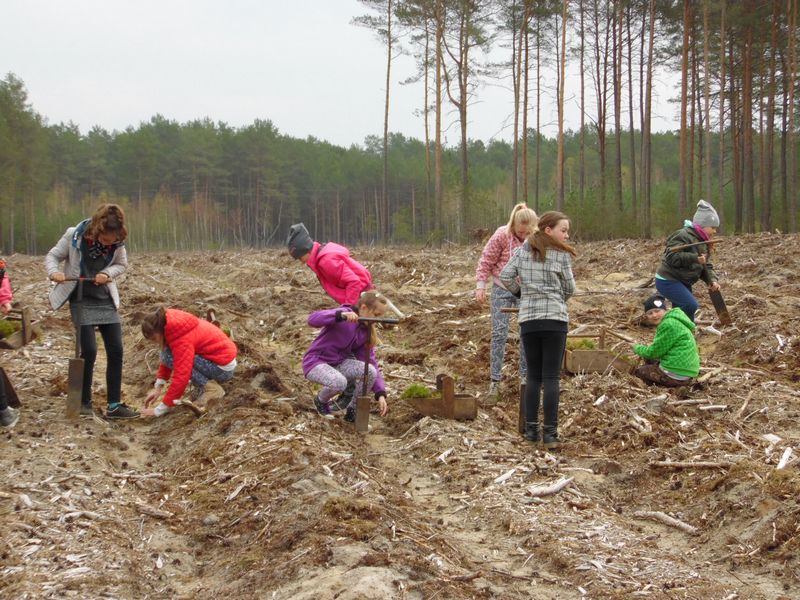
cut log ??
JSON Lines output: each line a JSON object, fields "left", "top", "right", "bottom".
{"left": 650, "top": 460, "right": 732, "bottom": 470}
{"left": 527, "top": 477, "right": 573, "bottom": 497}
{"left": 634, "top": 510, "right": 698, "bottom": 535}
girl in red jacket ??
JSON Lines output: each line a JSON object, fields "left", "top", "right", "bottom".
{"left": 140, "top": 307, "right": 237, "bottom": 417}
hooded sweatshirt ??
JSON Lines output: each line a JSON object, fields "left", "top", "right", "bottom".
{"left": 475, "top": 226, "right": 526, "bottom": 291}
{"left": 0, "top": 270, "right": 11, "bottom": 306}
{"left": 302, "top": 306, "right": 386, "bottom": 398}
{"left": 156, "top": 309, "right": 238, "bottom": 406}
{"left": 633, "top": 308, "right": 700, "bottom": 378}
{"left": 305, "top": 242, "right": 373, "bottom": 305}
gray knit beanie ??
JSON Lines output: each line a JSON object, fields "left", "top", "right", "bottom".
{"left": 693, "top": 200, "right": 720, "bottom": 228}
{"left": 287, "top": 223, "right": 314, "bottom": 259}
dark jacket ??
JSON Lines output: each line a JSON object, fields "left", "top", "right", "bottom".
{"left": 656, "top": 225, "right": 717, "bottom": 287}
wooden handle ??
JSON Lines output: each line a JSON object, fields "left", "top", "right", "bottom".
{"left": 357, "top": 316, "right": 400, "bottom": 324}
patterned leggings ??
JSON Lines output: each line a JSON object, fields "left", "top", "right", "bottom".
{"left": 307, "top": 359, "right": 377, "bottom": 405}
{"left": 490, "top": 286, "right": 527, "bottom": 381}
{"left": 160, "top": 348, "right": 235, "bottom": 388}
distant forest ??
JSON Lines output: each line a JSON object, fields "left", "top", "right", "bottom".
{"left": 1, "top": 0, "right": 798, "bottom": 253}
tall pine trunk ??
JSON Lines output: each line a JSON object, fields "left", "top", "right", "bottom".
{"left": 382, "top": 0, "right": 393, "bottom": 243}
{"left": 678, "top": 0, "right": 691, "bottom": 214}
{"left": 556, "top": 2, "right": 569, "bottom": 210}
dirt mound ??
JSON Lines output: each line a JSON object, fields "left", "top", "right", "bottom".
{"left": 1, "top": 234, "right": 798, "bottom": 599}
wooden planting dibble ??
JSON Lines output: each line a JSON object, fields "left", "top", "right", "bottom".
{"left": 63, "top": 277, "right": 88, "bottom": 420}
{"left": 355, "top": 316, "right": 400, "bottom": 433}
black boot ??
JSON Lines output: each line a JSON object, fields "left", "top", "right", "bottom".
{"left": 542, "top": 425, "right": 561, "bottom": 449}
{"left": 524, "top": 421, "right": 539, "bottom": 442}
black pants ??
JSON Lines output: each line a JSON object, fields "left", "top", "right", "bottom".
{"left": 0, "top": 371, "right": 7, "bottom": 411}
{"left": 521, "top": 330, "right": 567, "bottom": 428}
{"left": 80, "top": 323, "right": 123, "bottom": 406}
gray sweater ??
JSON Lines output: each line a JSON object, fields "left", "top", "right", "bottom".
{"left": 44, "top": 221, "right": 128, "bottom": 311}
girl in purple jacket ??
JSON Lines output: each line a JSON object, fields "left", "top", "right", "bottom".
{"left": 303, "top": 291, "right": 389, "bottom": 421}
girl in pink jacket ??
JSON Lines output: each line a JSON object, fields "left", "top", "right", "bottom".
{"left": 0, "top": 258, "right": 12, "bottom": 314}
{"left": 475, "top": 203, "right": 538, "bottom": 404}
{"left": 287, "top": 223, "right": 372, "bottom": 305}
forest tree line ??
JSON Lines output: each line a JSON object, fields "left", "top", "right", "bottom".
{"left": 1, "top": 0, "right": 798, "bottom": 253}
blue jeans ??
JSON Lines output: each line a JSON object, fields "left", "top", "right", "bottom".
{"left": 655, "top": 278, "right": 698, "bottom": 322}
{"left": 490, "top": 286, "right": 527, "bottom": 381}
{"left": 160, "top": 348, "right": 235, "bottom": 388}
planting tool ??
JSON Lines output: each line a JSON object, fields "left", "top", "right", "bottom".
{"left": 63, "top": 277, "right": 89, "bottom": 420}
{"left": 667, "top": 239, "right": 725, "bottom": 253}
{"left": 0, "top": 367, "right": 20, "bottom": 408}
{"left": 708, "top": 288, "right": 732, "bottom": 326}
{"left": 354, "top": 316, "right": 399, "bottom": 433}
{"left": 174, "top": 399, "right": 204, "bottom": 417}
{"left": 382, "top": 296, "right": 406, "bottom": 319}
{"left": 498, "top": 308, "right": 526, "bottom": 434}
{"left": 356, "top": 316, "right": 400, "bottom": 325}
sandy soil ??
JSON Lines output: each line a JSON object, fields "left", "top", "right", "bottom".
{"left": 1, "top": 233, "right": 798, "bottom": 599}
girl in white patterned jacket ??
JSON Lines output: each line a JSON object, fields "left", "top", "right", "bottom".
{"left": 474, "top": 203, "right": 538, "bottom": 404}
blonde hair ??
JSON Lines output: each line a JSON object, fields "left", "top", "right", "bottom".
{"left": 505, "top": 203, "right": 538, "bottom": 237}
{"left": 358, "top": 290, "right": 388, "bottom": 346}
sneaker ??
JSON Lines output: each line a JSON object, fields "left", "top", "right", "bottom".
{"left": 331, "top": 382, "right": 356, "bottom": 412}
{"left": 344, "top": 403, "right": 356, "bottom": 423}
{"left": 542, "top": 428, "right": 562, "bottom": 449}
{"left": 106, "top": 403, "right": 140, "bottom": 419}
{"left": 313, "top": 394, "right": 334, "bottom": 420}
{"left": 0, "top": 407, "right": 19, "bottom": 429}
{"left": 80, "top": 403, "right": 94, "bottom": 417}
{"left": 484, "top": 380, "right": 501, "bottom": 406}
{"left": 189, "top": 385, "right": 207, "bottom": 404}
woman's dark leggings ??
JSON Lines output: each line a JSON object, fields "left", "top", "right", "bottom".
{"left": 80, "top": 323, "right": 123, "bottom": 406}
{"left": 521, "top": 330, "right": 567, "bottom": 428}
{"left": 0, "top": 371, "right": 7, "bottom": 411}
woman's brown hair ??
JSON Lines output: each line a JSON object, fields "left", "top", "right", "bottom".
{"left": 141, "top": 306, "right": 168, "bottom": 340}
{"left": 87, "top": 203, "right": 128, "bottom": 242}
{"left": 528, "top": 211, "right": 577, "bottom": 262}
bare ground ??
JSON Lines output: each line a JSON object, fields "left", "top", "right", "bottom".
{"left": 1, "top": 233, "right": 798, "bottom": 599}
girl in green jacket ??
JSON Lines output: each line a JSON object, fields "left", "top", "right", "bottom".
{"left": 632, "top": 294, "right": 699, "bottom": 387}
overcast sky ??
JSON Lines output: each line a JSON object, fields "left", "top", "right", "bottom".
{"left": 2, "top": 0, "right": 680, "bottom": 148}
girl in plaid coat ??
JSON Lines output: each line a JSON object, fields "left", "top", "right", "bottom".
{"left": 501, "top": 211, "right": 576, "bottom": 448}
